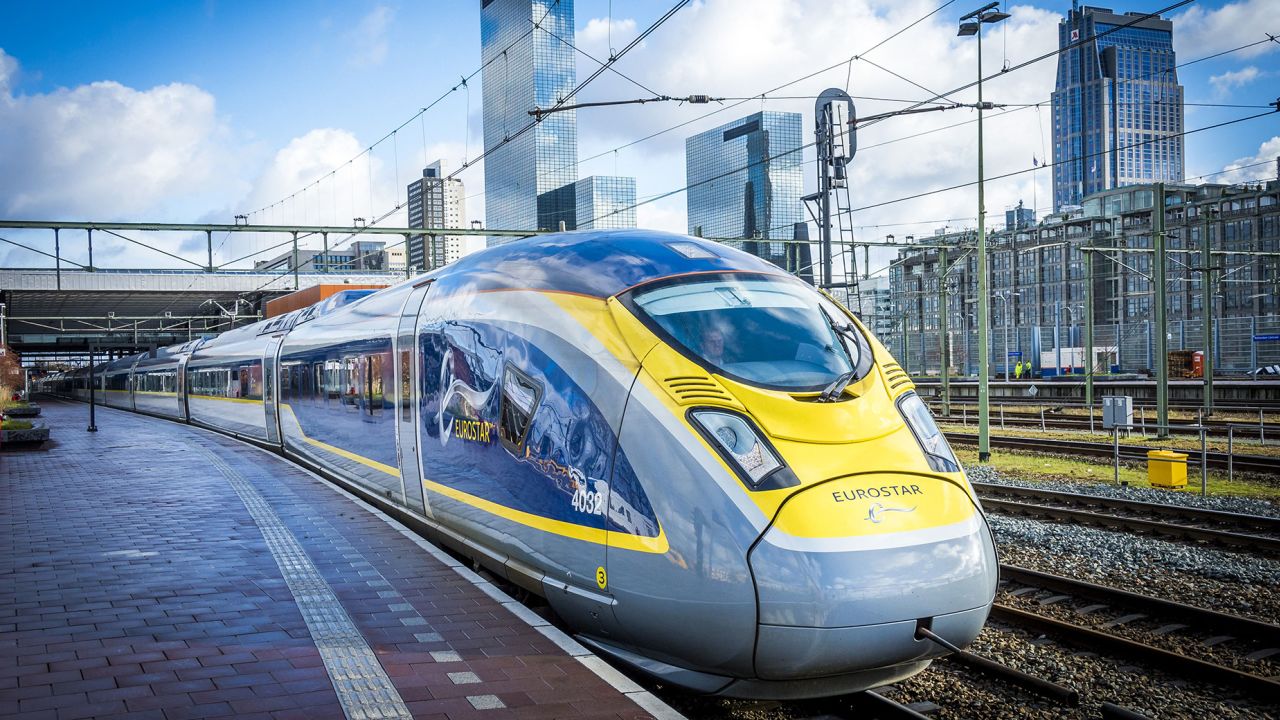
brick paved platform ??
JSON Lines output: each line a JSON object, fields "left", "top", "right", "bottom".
{"left": 2, "top": 401, "right": 678, "bottom": 720}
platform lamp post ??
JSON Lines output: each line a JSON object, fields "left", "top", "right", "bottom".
{"left": 959, "top": 2, "right": 1009, "bottom": 462}
{"left": 87, "top": 343, "right": 97, "bottom": 432}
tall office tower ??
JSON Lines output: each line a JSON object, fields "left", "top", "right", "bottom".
{"left": 686, "top": 111, "right": 804, "bottom": 269}
{"left": 574, "top": 176, "right": 636, "bottom": 229}
{"left": 406, "top": 161, "right": 467, "bottom": 271}
{"left": 481, "top": 0, "right": 578, "bottom": 242}
{"left": 1051, "top": 5, "right": 1183, "bottom": 211}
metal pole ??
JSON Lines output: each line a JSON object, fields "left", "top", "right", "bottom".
{"left": 939, "top": 246, "right": 951, "bottom": 417}
{"left": 405, "top": 235, "right": 413, "bottom": 278}
{"left": 87, "top": 228, "right": 94, "bottom": 271}
{"left": 1154, "top": 183, "right": 1169, "bottom": 439}
{"left": 1202, "top": 209, "right": 1214, "bottom": 417}
{"left": 54, "top": 228, "right": 62, "bottom": 291}
{"left": 87, "top": 344, "right": 97, "bottom": 432}
{"left": 1227, "top": 425, "right": 1234, "bottom": 483}
{"left": 976, "top": 25, "right": 991, "bottom": 462}
{"left": 291, "top": 231, "right": 299, "bottom": 291}
{"left": 1200, "top": 427, "right": 1208, "bottom": 497}
{"left": 1085, "top": 249, "right": 1094, "bottom": 408}
{"left": 1055, "top": 302, "right": 1062, "bottom": 378}
{"left": 904, "top": 319, "right": 910, "bottom": 375}
{"left": 0, "top": 303, "right": 5, "bottom": 348}
{"left": 1113, "top": 426, "right": 1121, "bottom": 485}
{"left": 322, "top": 232, "right": 329, "bottom": 274}
{"left": 206, "top": 229, "right": 214, "bottom": 271}
{"left": 819, "top": 106, "right": 833, "bottom": 289}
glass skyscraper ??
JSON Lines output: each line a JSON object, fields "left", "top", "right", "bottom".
{"left": 685, "top": 111, "right": 804, "bottom": 268}
{"left": 1051, "top": 5, "right": 1183, "bottom": 211}
{"left": 574, "top": 176, "right": 636, "bottom": 229}
{"left": 481, "top": 0, "right": 578, "bottom": 241}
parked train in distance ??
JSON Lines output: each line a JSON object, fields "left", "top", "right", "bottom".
{"left": 41, "top": 229, "right": 998, "bottom": 699}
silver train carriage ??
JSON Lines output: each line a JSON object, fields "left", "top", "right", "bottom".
{"left": 36, "top": 229, "right": 998, "bottom": 698}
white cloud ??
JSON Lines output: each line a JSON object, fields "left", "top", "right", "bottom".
{"left": 348, "top": 5, "right": 394, "bottom": 68}
{"left": 1213, "top": 136, "right": 1280, "bottom": 183}
{"left": 0, "top": 51, "right": 233, "bottom": 219}
{"left": 0, "top": 48, "right": 17, "bottom": 97}
{"left": 1209, "top": 65, "right": 1262, "bottom": 96}
{"left": 1173, "top": 0, "right": 1279, "bottom": 60}
{"left": 579, "top": 16, "right": 637, "bottom": 55}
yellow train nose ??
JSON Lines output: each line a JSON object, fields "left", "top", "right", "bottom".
{"left": 747, "top": 473, "right": 997, "bottom": 680}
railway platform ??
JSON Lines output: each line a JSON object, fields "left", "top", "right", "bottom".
{"left": 1, "top": 401, "right": 677, "bottom": 720}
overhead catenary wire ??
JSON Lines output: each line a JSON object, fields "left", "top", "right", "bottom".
{"left": 458, "top": 0, "right": 969, "bottom": 205}
{"left": 586, "top": 15, "right": 1276, "bottom": 229}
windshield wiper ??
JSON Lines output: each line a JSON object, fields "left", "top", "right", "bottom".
{"left": 818, "top": 370, "right": 856, "bottom": 402}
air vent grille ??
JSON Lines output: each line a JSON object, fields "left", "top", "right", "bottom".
{"left": 882, "top": 362, "right": 913, "bottom": 391}
{"left": 662, "top": 376, "right": 735, "bottom": 405}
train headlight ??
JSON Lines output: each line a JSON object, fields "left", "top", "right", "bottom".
{"left": 690, "top": 409, "right": 795, "bottom": 489}
{"left": 897, "top": 392, "right": 961, "bottom": 473}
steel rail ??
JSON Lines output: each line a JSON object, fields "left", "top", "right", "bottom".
{"left": 990, "top": 604, "right": 1280, "bottom": 702}
{"left": 977, "top": 483, "right": 1280, "bottom": 535}
{"left": 852, "top": 690, "right": 934, "bottom": 719}
{"left": 941, "top": 410, "right": 1270, "bottom": 438}
{"left": 946, "top": 432, "right": 1280, "bottom": 474}
{"left": 999, "top": 564, "right": 1280, "bottom": 646}
{"left": 981, "top": 497, "right": 1280, "bottom": 554}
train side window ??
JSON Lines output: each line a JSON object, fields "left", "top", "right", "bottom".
{"left": 342, "top": 357, "right": 360, "bottom": 411}
{"left": 498, "top": 364, "right": 542, "bottom": 453}
{"left": 366, "top": 353, "right": 384, "bottom": 417}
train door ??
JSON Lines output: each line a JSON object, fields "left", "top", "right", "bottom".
{"left": 263, "top": 336, "right": 284, "bottom": 444}
{"left": 127, "top": 356, "right": 143, "bottom": 412}
{"left": 176, "top": 355, "right": 191, "bottom": 421}
{"left": 394, "top": 280, "right": 433, "bottom": 517}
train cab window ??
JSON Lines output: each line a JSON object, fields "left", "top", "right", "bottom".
{"left": 498, "top": 365, "right": 542, "bottom": 453}
{"left": 623, "top": 273, "right": 870, "bottom": 393}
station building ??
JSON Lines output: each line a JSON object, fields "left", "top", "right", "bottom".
{"left": 889, "top": 181, "right": 1280, "bottom": 376}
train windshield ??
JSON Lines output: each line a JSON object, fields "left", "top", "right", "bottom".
{"left": 627, "top": 274, "right": 869, "bottom": 391}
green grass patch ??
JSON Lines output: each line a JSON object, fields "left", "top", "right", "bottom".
{"left": 2, "top": 419, "right": 33, "bottom": 431}
{"left": 955, "top": 447, "right": 1280, "bottom": 501}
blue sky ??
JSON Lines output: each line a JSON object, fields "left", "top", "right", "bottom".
{"left": 1, "top": 0, "right": 1277, "bottom": 269}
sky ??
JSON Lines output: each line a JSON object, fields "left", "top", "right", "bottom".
{"left": 1, "top": 0, "right": 1278, "bottom": 274}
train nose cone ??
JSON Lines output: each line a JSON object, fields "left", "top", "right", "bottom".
{"left": 747, "top": 473, "right": 996, "bottom": 682}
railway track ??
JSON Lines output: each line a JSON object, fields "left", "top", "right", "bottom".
{"left": 994, "top": 564, "right": 1280, "bottom": 703}
{"left": 946, "top": 432, "right": 1280, "bottom": 475}
{"left": 934, "top": 407, "right": 1273, "bottom": 439}
{"left": 972, "top": 482, "right": 1280, "bottom": 554}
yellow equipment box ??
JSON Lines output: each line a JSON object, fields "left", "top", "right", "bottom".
{"left": 1147, "top": 450, "right": 1188, "bottom": 489}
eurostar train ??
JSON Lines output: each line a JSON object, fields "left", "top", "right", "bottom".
{"left": 40, "top": 229, "right": 998, "bottom": 699}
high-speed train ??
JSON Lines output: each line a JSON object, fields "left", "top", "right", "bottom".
{"left": 41, "top": 229, "right": 998, "bottom": 699}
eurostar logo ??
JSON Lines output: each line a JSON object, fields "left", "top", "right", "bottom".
{"left": 864, "top": 502, "right": 916, "bottom": 524}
